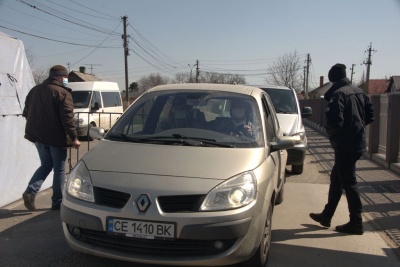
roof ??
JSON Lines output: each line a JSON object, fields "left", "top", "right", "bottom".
{"left": 68, "top": 70, "right": 101, "bottom": 82}
{"left": 365, "top": 79, "right": 390, "bottom": 95}
{"left": 149, "top": 83, "right": 265, "bottom": 95}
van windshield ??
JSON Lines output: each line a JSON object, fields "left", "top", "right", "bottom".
{"left": 72, "top": 91, "right": 92, "bottom": 108}
{"left": 261, "top": 88, "right": 297, "bottom": 114}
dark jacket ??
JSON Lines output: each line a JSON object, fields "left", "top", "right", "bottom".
{"left": 324, "top": 78, "right": 374, "bottom": 153}
{"left": 23, "top": 77, "right": 77, "bottom": 147}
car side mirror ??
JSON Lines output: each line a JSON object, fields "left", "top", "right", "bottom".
{"left": 91, "top": 102, "right": 100, "bottom": 111}
{"left": 301, "top": 106, "right": 312, "bottom": 118}
{"left": 89, "top": 126, "right": 105, "bottom": 140}
{"left": 270, "top": 136, "right": 295, "bottom": 152}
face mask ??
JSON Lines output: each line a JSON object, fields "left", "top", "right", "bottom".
{"left": 62, "top": 77, "right": 68, "bottom": 86}
{"left": 232, "top": 107, "right": 245, "bottom": 119}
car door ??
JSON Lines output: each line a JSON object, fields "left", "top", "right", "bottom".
{"left": 262, "top": 94, "right": 284, "bottom": 190}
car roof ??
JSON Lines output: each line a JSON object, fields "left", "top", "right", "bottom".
{"left": 148, "top": 83, "right": 265, "bottom": 96}
{"left": 248, "top": 84, "right": 292, "bottom": 91}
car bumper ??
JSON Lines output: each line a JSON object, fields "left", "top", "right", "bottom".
{"left": 61, "top": 193, "right": 269, "bottom": 266}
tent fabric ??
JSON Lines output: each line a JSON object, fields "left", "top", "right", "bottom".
{"left": 0, "top": 31, "right": 52, "bottom": 207}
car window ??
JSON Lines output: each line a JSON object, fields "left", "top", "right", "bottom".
{"left": 102, "top": 92, "right": 122, "bottom": 107}
{"left": 71, "top": 91, "right": 91, "bottom": 108}
{"left": 261, "top": 94, "right": 278, "bottom": 142}
{"left": 106, "top": 90, "right": 265, "bottom": 148}
{"left": 261, "top": 88, "right": 297, "bottom": 114}
{"left": 91, "top": 91, "right": 102, "bottom": 109}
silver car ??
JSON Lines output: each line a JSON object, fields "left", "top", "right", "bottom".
{"left": 61, "top": 83, "right": 294, "bottom": 266}
{"left": 256, "top": 85, "right": 312, "bottom": 174}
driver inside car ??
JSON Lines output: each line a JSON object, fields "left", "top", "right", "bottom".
{"left": 228, "top": 99, "right": 253, "bottom": 137}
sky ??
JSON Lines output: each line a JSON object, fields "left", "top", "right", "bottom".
{"left": 1, "top": 0, "right": 399, "bottom": 92}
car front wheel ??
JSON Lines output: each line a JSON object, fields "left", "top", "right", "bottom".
{"left": 240, "top": 204, "right": 272, "bottom": 267}
{"left": 291, "top": 163, "right": 304, "bottom": 174}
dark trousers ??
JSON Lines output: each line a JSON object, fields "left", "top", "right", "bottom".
{"left": 322, "top": 150, "right": 363, "bottom": 224}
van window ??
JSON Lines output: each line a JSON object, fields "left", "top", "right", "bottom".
{"left": 72, "top": 91, "right": 91, "bottom": 108}
{"left": 91, "top": 91, "right": 102, "bottom": 109}
{"left": 102, "top": 92, "right": 122, "bottom": 108}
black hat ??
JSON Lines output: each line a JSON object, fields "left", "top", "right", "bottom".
{"left": 328, "top": 63, "right": 346, "bottom": 82}
{"left": 49, "top": 65, "right": 69, "bottom": 77}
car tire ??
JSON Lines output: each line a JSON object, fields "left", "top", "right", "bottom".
{"left": 291, "top": 163, "right": 304, "bottom": 174}
{"left": 275, "top": 183, "right": 284, "bottom": 205}
{"left": 240, "top": 204, "right": 272, "bottom": 267}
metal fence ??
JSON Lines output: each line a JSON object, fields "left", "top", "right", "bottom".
{"left": 299, "top": 93, "right": 400, "bottom": 173}
{"left": 67, "top": 111, "right": 123, "bottom": 173}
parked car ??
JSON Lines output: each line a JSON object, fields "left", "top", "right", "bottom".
{"left": 255, "top": 85, "right": 312, "bottom": 174}
{"left": 69, "top": 81, "right": 123, "bottom": 138}
{"left": 61, "top": 83, "right": 295, "bottom": 266}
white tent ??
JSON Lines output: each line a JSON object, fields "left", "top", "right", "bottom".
{"left": 0, "top": 32, "right": 52, "bottom": 207}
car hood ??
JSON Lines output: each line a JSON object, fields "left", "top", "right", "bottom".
{"left": 82, "top": 140, "right": 265, "bottom": 180}
{"left": 276, "top": 114, "right": 303, "bottom": 136}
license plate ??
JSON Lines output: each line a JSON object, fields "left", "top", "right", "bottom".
{"left": 107, "top": 217, "right": 175, "bottom": 240}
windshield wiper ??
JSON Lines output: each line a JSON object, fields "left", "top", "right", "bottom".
{"left": 110, "top": 133, "right": 233, "bottom": 147}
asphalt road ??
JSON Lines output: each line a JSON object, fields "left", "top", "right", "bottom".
{"left": 1, "top": 151, "right": 399, "bottom": 266}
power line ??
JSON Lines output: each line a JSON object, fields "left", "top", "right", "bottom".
{"left": 0, "top": 25, "right": 119, "bottom": 48}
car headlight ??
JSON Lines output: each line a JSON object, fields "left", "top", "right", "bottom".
{"left": 66, "top": 161, "right": 94, "bottom": 202}
{"left": 200, "top": 172, "right": 256, "bottom": 211}
{"left": 292, "top": 132, "right": 305, "bottom": 144}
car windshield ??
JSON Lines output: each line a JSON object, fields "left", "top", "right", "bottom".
{"left": 71, "top": 91, "right": 92, "bottom": 108}
{"left": 106, "top": 90, "right": 264, "bottom": 148}
{"left": 261, "top": 88, "right": 297, "bottom": 114}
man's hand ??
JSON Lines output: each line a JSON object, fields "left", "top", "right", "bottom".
{"left": 73, "top": 139, "right": 81, "bottom": 149}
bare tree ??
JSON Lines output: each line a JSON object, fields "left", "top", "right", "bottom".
{"left": 265, "top": 51, "right": 303, "bottom": 91}
{"left": 137, "top": 73, "right": 170, "bottom": 92}
{"left": 32, "top": 67, "right": 48, "bottom": 85}
{"left": 172, "top": 72, "right": 191, "bottom": 83}
{"left": 199, "top": 72, "right": 246, "bottom": 84}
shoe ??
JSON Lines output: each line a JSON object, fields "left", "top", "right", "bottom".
{"left": 335, "top": 222, "right": 364, "bottom": 235}
{"left": 309, "top": 213, "right": 331, "bottom": 227}
{"left": 22, "top": 193, "right": 36, "bottom": 211}
{"left": 51, "top": 202, "right": 61, "bottom": 210}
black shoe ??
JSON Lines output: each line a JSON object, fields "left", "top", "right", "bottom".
{"left": 335, "top": 222, "right": 364, "bottom": 235}
{"left": 22, "top": 193, "right": 36, "bottom": 211}
{"left": 51, "top": 203, "right": 61, "bottom": 210}
{"left": 309, "top": 213, "right": 331, "bottom": 227}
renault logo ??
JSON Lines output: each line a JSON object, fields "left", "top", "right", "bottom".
{"left": 135, "top": 194, "right": 151, "bottom": 212}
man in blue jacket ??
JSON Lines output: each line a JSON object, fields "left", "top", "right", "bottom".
{"left": 310, "top": 63, "right": 374, "bottom": 235}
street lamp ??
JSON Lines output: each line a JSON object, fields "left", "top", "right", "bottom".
{"left": 188, "top": 64, "right": 194, "bottom": 83}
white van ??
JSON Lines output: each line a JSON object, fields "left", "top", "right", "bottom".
{"left": 69, "top": 81, "right": 123, "bottom": 138}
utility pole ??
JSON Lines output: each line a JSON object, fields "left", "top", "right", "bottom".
{"left": 66, "top": 62, "right": 71, "bottom": 72}
{"left": 122, "top": 16, "right": 129, "bottom": 108}
{"left": 363, "top": 43, "right": 376, "bottom": 95}
{"left": 84, "top": 64, "right": 102, "bottom": 74}
{"left": 305, "top": 53, "right": 311, "bottom": 99}
{"left": 303, "top": 66, "right": 306, "bottom": 93}
{"left": 195, "top": 60, "right": 200, "bottom": 83}
{"left": 350, "top": 63, "right": 356, "bottom": 84}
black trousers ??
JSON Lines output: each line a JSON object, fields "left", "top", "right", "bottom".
{"left": 322, "top": 150, "right": 363, "bottom": 224}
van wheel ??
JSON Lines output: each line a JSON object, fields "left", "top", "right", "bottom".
{"left": 291, "top": 164, "right": 304, "bottom": 175}
{"left": 240, "top": 204, "right": 272, "bottom": 267}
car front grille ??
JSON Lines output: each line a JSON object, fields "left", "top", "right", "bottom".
{"left": 158, "top": 195, "right": 205, "bottom": 212}
{"left": 93, "top": 187, "right": 131, "bottom": 209}
{"left": 93, "top": 186, "right": 205, "bottom": 213}
{"left": 68, "top": 226, "right": 236, "bottom": 257}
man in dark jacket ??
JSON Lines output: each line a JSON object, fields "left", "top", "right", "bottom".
{"left": 22, "top": 65, "right": 80, "bottom": 211}
{"left": 309, "top": 63, "right": 374, "bottom": 235}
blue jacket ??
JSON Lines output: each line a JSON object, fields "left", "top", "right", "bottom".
{"left": 324, "top": 78, "right": 374, "bottom": 153}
